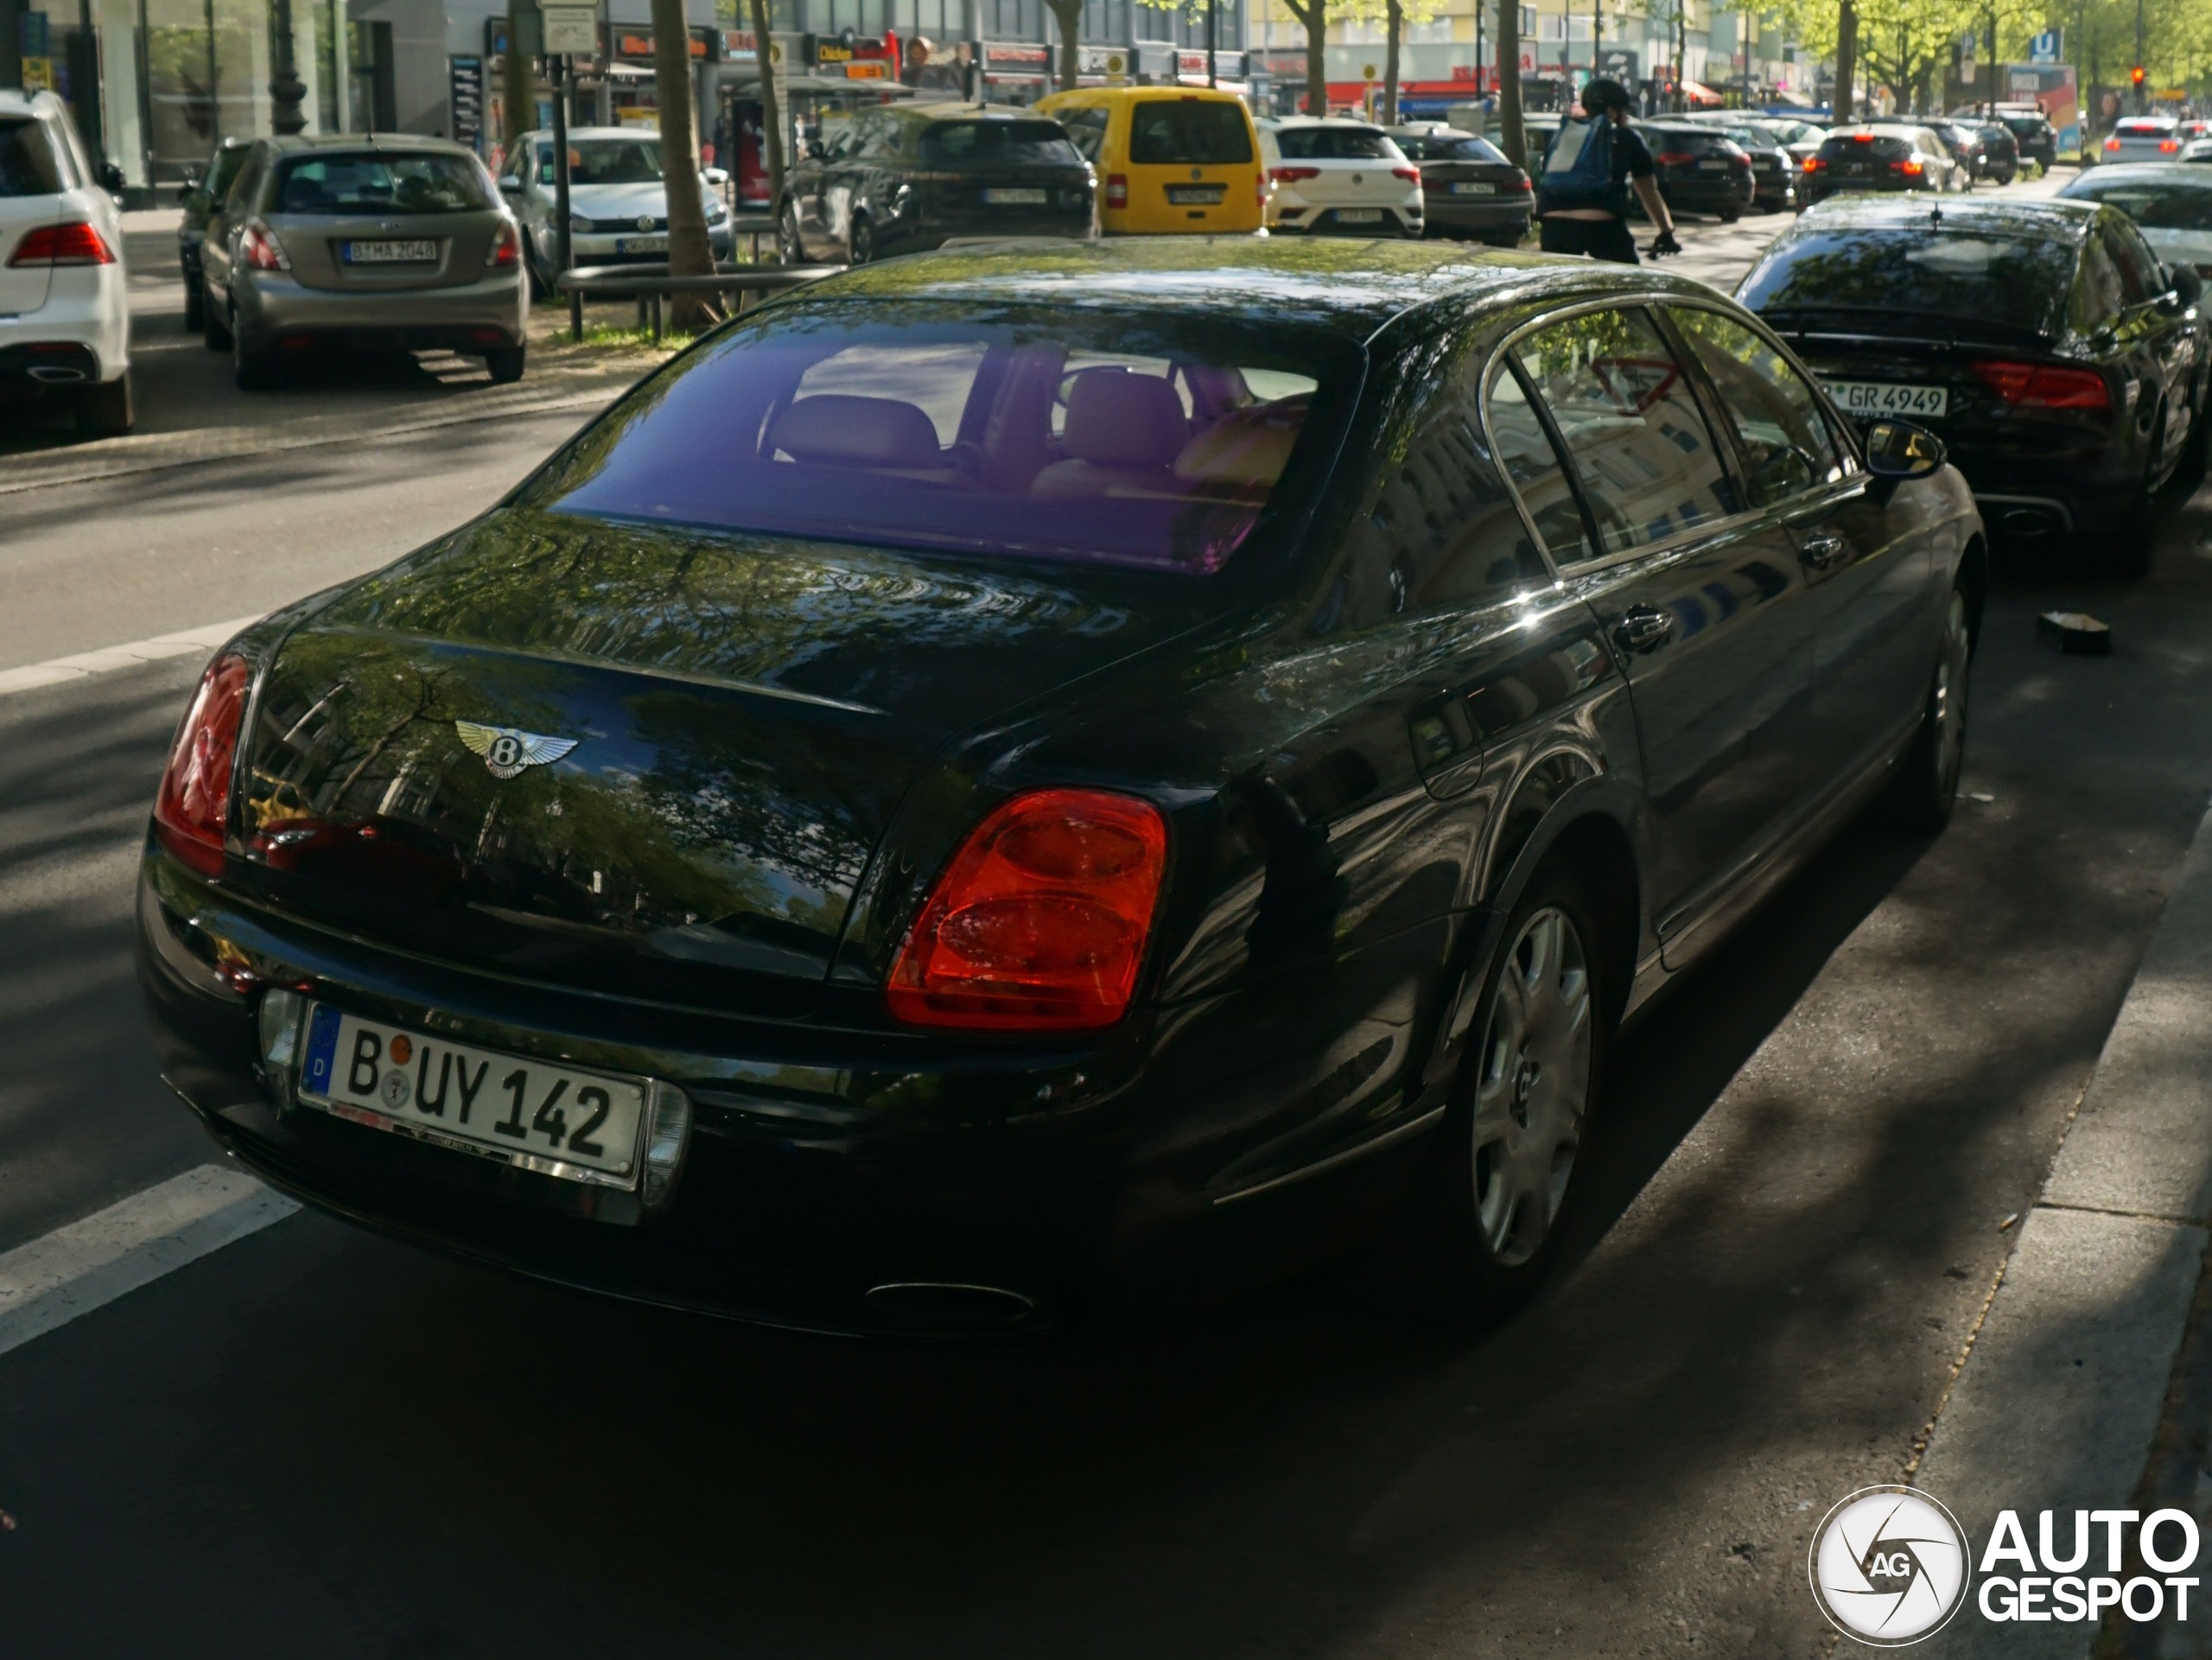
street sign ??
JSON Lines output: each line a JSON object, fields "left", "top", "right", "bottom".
{"left": 542, "top": 7, "right": 596, "bottom": 55}
{"left": 2029, "top": 29, "right": 2062, "bottom": 64}
{"left": 1362, "top": 62, "right": 1378, "bottom": 80}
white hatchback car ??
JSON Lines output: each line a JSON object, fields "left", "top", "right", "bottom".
{"left": 2101, "top": 116, "right": 2184, "bottom": 165}
{"left": 0, "top": 88, "right": 130, "bottom": 436}
{"left": 1256, "top": 118, "right": 1423, "bottom": 237}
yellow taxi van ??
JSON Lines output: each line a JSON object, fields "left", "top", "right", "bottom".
{"left": 1033, "top": 86, "right": 1265, "bottom": 235}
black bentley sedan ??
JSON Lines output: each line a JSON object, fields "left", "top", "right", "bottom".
{"left": 1738, "top": 196, "right": 2209, "bottom": 572}
{"left": 777, "top": 103, "right": 1095, "bottom": 264}
{"left": 139, "top": 239, "right": 1981, "bottom": 1339}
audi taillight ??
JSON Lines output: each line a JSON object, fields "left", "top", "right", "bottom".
{"left": 1898, "top": 160, "right": 1924, "bottom": 175}
{"left": 887, "top": 789, "right": 1167, "bottom": 1031}
{"left": 1393, "top": 165, "right": 1420, "bottom": 182}
{"left": 486, "top": 219, "right": 520, "bottom": 268}
{"left": 1972, "top": 359, "right": 2111, "bottom": 410}
{"left": 8, "top": 220, "right": 115, "bottom": 266}
{"left": 154, "top": 655, "right": 251, "bottom": 877}
{"left": 1106, "top": 173, "right": 1128, "bottom": 208}
{"left": 1802, "top": 156, "right": 1824, "bottom": 171}
{"left": 1269, "top": 165, "right": 1320, "bottom": 182}
{"left": 238, "top": 220, "right": 289, "bottom": 270}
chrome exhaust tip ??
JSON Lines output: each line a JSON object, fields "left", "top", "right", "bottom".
{"left": 26, "top": 366, "right": 86, "bottom": 384}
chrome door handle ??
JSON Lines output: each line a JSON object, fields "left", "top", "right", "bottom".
{"left": 1611, "top": 606, "right": 1675, "bottom": 655}
{"left": 1799, "top": 531, "right": 1851, "bottom": 569}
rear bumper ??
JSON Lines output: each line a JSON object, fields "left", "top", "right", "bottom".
{"left": 234, "top": 268, "right": 528, "bottom": 353}
{"left": 1271, "top": 202, "right": 1424, "bottom": 236}
{"left": 0, "top": 268, "right": 130, "bottom": 381}
{"left": 893, "top": 207, "right": 1096, "bottom": 251}
{"left": 1656, "top": 175, "right": 1755, "bottom": 213}
{"left": 1421, "top": 196, "right": 1533, "bottom": 232}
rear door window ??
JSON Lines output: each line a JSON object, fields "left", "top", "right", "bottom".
{"left": 1485, "top": 365, "right": 1592, "bottom": 564}
{"left": 0, "top": 117, "right": 66, "bottom": 197}
{"left": 1670, "top": 308, "right": 1844, "bottom": 509}
{"left": 1128, "top": 99, "right": 1253, "bottom": 165}
{"left": 1510, "top": 306, "right": 1738, "bottom": 557}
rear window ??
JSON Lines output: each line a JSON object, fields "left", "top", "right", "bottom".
{"left": 0, "top": 118, "right": 65, "bottom": 197}
{"left": 537, "top": 308, "right": 1353, "bottom": 576}
{"left": 1128, "top": 99, "right": 1253, "bottom": 165}
{"left": 1272, "top": 125, "right": 1395, "bottom": 161}
{"left": 271, "top": 152, "right": 489, "bottom": 214}
{"left": 1818, "top": 133, "right": 1913, "bottom": 161}
{"left": 2067, "top": 181, "right": 2212, "bottom": 231}
{"left": 1405, "top": 133, "right": 1509, "bottom": 163}
{"left": 1739, "top": 228, "right": 2078, "bottom": 334}
{"left": 2116, "top": 120, "right": 2174, "bottom": 136}
{"left": 1646, "top": 130, "right": 1732, "bottom": 155}
{"left": 921, "top": 121, "right": 1083, "bottom": 168}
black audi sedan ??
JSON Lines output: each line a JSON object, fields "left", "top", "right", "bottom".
{"left": 139, "top": 238, "right": 1980, "bottom": 1339}
{"left": 1384, "top": 124, "right": 1532, "bottom": 245}
{"left": 777, "top": 103, "right": 1094, "bottom": 265}
{"left": 1800, "top": 126, "right": 1961, "bottom": 203}
{"left": 1633, "top": 122, "right": 1756, "bottom": 220}
{"left": 1738, "top": 196, "right": 2209, "bottom": 572}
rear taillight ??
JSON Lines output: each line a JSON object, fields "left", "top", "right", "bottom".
{"left": 887, "top": 789, "right": 1167, "bottom": 1031}
{"left": 1898, "top": 160, "right": 1924, "bottom": 175}
{"left": 1256, "top": 172, "right": 1267, "bottom": 207}
{"left": 1392, "top": 165, "right": 1420, "bottom": 182}
{"left": 1656, "top": 150, "right": 1695, "bottom": 165}
{"left": 1972, "top": 359, "right": 2111, "bottom": 410}
{"left": 8, "top": 220, "right": 115, "bottom": 266}
{"left": 2105, "top": 136, "right": 2122, "bottom": 151}
{"left": 1269, "top": 165, "right": 1320, "bottom": 183}
{"left": 1106, "top": 173, "right": 1128, "bottom": 208}
{"left": 1853, "top": 133, "right": 1875, "bottom": 143}
{"left": 154, "top": 655, "right": 251, "bottom": 877}
{"left": 1507, "top": 169, "right": 1531, "bottom": 191}
{"left": 1802, "top": 156, "right": 1824, "bottom": 171}
{"left": 238, "top": 220, "right": 289, "bottom": 271}
{"left": 487, "top": 219, "right": 520, "bottom": 268}
{"left": 2161, "top": 139, "right": 2182, "bottom": 153}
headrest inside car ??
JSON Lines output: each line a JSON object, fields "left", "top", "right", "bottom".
{"left": 769, "top": 394, "right": 944, "bottom": 467}
{"left": 1062, "top": 368, "right": 1189, "bottom": 467}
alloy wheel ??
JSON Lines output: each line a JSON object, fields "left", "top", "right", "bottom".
{"left": 1930, "top": 588, "right": 1970, "bottom": 799}
{"left": 1470, "top": 906, "right": 1593, "bottom": 1268}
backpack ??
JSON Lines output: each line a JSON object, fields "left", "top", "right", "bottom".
{"left": 1537, "top": 117, "right": 1624, "bottom": 214}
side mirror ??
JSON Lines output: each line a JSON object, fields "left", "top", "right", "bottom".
{"left": 2171, "top": 263, "right": 2204, "bottom": 306}
{"left": 702, "top": 166, "right": 730, "bottom": 187}
{"left": 499, "top": 177, "right": 521, "bottom": 194}
{"left": 100, "top": 162, "right": 126, "bottom": 194}
{"left": 1865, "top": 419, "right": 1946, "bottom": 480}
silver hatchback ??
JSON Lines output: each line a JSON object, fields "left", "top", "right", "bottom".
{"left": 200, "top": 133, "right": 527, "bottom": 390}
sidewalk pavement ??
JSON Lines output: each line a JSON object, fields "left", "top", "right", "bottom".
{"left": 1912, "top": 793, "right": 2212, "bottom": 1657}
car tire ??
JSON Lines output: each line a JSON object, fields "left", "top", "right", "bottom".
{"left": 1719, "top": 209, "right": 1741, "bottom": 223}
{"left": 1889, "top": 582, "right": 1972, "bottom": 834}
{"left": 778, "top": 202, "right": 804, "bottom": 265}
{"left": 484, "top": 346, "right": 525, "bottom": 385}
{"left": 202, "top": 283, "right": 232, "bottom": 349}
{"left": 74, "top": 372, "right": 133, "bottom": 439}
{"left": 2102, "top": 425, "right": 2162, "bottom": 577}
{"left": 847, "top": 213, "right": 874, "bottom": 265}
{"left": 232, "top": 315, "right": 276, "bottom": 391}
{"left": 1397, "top": 861, "right": 1611, "bottom": 1326}
{"left": 1481, "top": 227, "right": 1522, "bottom": 247}
{"left": 183, "top": 280, "right": 203, "bottom": 333}
{"left": 524, "top": 236, "right": 550, "bottom": 301}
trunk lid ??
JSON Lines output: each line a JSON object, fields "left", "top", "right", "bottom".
{"left": 235, "top": 511, "right": 1201, "bottom": 1012}
{"left": 273, "top": 207, "right": 500, "bottom": 293}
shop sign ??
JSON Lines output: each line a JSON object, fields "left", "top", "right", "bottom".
{"left": 1176, "top": 48, "right": 1245, "bottom": 78}
{"left": 448, "top": 54, "right": 486, "bottom": 148}
{"left": 543, "top": 9, "right": 596, "bottom": 56}
{"left": 983, "top": 42, "right": 1052, "bottom": 69}
{"left": 720, "top": 29, "right": 759, "bottom": 62}
{"left": 1078, "top": 45, "right": 1131, "bottom": 78}
{"left": 808, "top": 33, "right": 897, "bottom": 77}
{"left": 1251, "top": 51, "right": 1306, "bottom": 77}
{"left": 610, "top": 28, "right": 713, "bottom": 62}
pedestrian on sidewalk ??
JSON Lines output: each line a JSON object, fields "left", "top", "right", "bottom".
{"left": 1535, "top": 77, "right": 1682, "bottom": 264}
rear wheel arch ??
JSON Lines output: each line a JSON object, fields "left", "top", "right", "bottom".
{"left": 1956, "top": 534, "right": 1988, "bottom": 660}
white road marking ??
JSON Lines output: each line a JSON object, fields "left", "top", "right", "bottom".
{"left": 0, "top": 1165, "right": 299, "bottom": 1358}
{"left": 0, "top": 614, "right": 261, "bottom": 698}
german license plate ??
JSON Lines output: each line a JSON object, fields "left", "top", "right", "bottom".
{"left": 1698, "top": 159, "right": 1729, "bottom": 170}
{"left": 1826, "top": 380, "right": 1948, "bottom": 418}
{"left": 983, "top": 188, "right": 1047, "bottom": 204}
{"left": 298, "top": 1004, "right": 647, "bottom": 1186}
{"left": 1451, "top": 181, "right": 1497, "bottom": 194}
{"left": 1840, "top": 162, "right": 1872, "bottom": 176}
{"left": 342, "top": 239, "right": 437, "bottom": 264}
{"left": 1166, "top": 184, "right": 1224, "bottom": 204}
{"left": 614, "top": 234, "right": 667, "bottom": 254}
{"left": 1334, "top": 207, "right": 1383, "bottom": 223}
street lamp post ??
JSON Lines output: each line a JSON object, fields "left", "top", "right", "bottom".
{"left": 268, "top": 0, "right": 308, "bottom": 135}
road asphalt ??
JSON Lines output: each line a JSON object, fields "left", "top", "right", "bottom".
{"left": 9, "top": 174, "right": 2212, "bottom": 1657}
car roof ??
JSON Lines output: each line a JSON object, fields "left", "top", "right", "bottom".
{"left": 2067, "top": 162, "right": 2212, "bottom": 185}
{"left": 0, "top": 88, "right": 65, "bottom": 119}
{"left": 1261, "top": 117, "right": 1384, "bottom": 130}
{"left": 794, "top": 234, "right": 1723, "bottom": 341}
{"left": 256, "top": 131, "right": 478, "bottom": 156}
{"left": 1795, "top": 194, "right": 2099, "bottom": 239}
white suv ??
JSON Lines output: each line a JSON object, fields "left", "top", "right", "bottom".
{"left": 0, "top": 88, "right": 130, "bottom": 436}
{"left": 2101, "top": 116, "right": 2184, "bottom": 165}
{"left": 1257, "top": 118, "right": 1424, "bottom": 237}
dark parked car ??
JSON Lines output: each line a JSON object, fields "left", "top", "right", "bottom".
{"left": 1701, "top": 120, "right": 1799, "bottom": 211}
{"left": 1923, "top": 119, "right": 1987, "bottom": 183}
{"left": 778, "top": 103, "right": 1094, "bottom": 264}
{"left": 1973, "top": 121, "right": 2019, "bottom": 184}
{"left": 1800, "top": 126, "right": 1961, "bottom": 202}
{"left": 1384, "top": 124, "right": 1531, "bottom": 245}
{"left": 1739, "top": 196, "right": 2209, "bottom": 572}
{"left": 178, "top": 137, "right": 249, "bottom": 332}
{"left": 1632, "top": 122, "right": 1756, "bottom": 219}
{"left": 138, "top": 239, "right": 1981, "bottom": 1339}
{"left": 1999, "top": 111, "right": 2058, "bottom": 170}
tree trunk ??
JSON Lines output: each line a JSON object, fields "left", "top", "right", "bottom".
{"left": 652, "top": 0, "right": 715, "bottom": 330}
{"left": 1382, "top": 0, "right": 1402, "bottom": 127}
{"left": 1496, "top": 0, "right": 1524, "bottom": 167}
{"left": 749, "top": 0, "right": 785, "bottom": 251}
{"left": 1046, "top": 0, "right": 1080, "bottom": 91}
{"left": 503, "top": 6, "right": 533, "bottom": 147}
{"left": 1834, "top": 0, "right": 1855, "bottom": 123}
{"left": 1289, "top": 0, "right": 1328, "bottom": 116}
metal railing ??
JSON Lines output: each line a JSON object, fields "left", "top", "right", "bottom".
{"left": 554, "top": 261, "right": 848, "bottom": 345}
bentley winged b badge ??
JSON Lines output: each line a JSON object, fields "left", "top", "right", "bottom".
{"left": 454, "top": 721, "right": 579, "bottom": 779}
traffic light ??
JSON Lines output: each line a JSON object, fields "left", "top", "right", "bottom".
{"left": 2132, "top": 65, "right": 2146, "bottom": 86}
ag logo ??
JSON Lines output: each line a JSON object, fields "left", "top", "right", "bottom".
{"left": 1809, "top": 1487, "right": 1972, "bottom": 1647}
{"left": 454, "top": 720, "right": 579, "bottom": 779}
